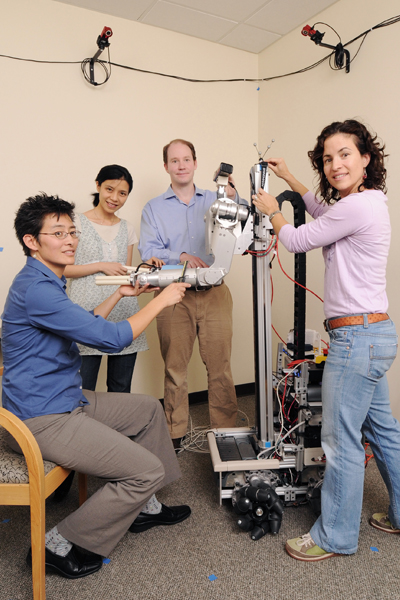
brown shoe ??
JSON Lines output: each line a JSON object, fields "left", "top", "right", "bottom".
{"left": 285, "top": 533, "right": 340, "bottom": 562}
{"left": 370, "top": 513, "right": 400, "bottom": 534}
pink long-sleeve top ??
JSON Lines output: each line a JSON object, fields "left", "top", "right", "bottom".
{"left": 278, "top": 190, "right": 390, "bottom": 319}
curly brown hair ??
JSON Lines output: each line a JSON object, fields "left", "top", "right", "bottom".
{"left": 308, "top": 119, "right": 387, "bottom": 204}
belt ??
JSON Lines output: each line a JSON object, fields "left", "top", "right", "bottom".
{"left": 324, "top": 313, "right": 389, "bottom": 332}
{"left": 188, "top": 285, "right": 214, "bottom": 291}
{"left": 187, "top": 281, "right": 224, "bottom": 292}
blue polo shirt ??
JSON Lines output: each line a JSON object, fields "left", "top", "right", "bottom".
{"left": 1, "top": 258, "right": 133, "bottom": 420}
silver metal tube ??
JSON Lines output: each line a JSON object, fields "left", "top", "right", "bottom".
{"left": 134, "top": 269, "right": 199, "bottom": 288}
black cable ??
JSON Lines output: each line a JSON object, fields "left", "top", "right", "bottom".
{"left": 348, "top": 33, "right": 368, "bottom": 64}
{"left": 313, "top": 21, "right": 342, "bottom": 42}
{"left": 0, "top": 48, "right": 332, "bottom": 83}
{"left": 345, "top": 14, "right": 400, "bottom": 47}
{"left": 0, "top": 54, "right": 81, "bottom": 64}
{"left": 0, "top": 15, "right": 399, "bottom": 83}
{"left": 336, "top": 14, "right": 400, "bottom": 72}
{"left": 109, "top": 53, "right": 332, "bottom": 83}
{"left": 135, "top": 262, "right": 157, "bottom": 272}
{"left": 326, "top": 15, "right": 400, "bottom": 71}
{"left": 81, "top": 46, "right": 111, "bottom": 86}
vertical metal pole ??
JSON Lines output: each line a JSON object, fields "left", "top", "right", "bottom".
{"left": 252, "top": 230, "right": 274, "bottom": 447}
{"left": 250, "top": 162, "right": 274, "bottom": 448}
{"left": 264, "top": 246, "right": 275, "bottom": 444}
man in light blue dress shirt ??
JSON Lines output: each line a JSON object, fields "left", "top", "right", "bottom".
{"left": 139, "top": 139, "right": 247, "bottom": 448}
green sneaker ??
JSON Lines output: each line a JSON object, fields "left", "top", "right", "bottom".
{"left": 285, "top": 533, "right": 339, "bottom": 562}
{"left": 369, "top": 513, "right": 400, "bottom": 534}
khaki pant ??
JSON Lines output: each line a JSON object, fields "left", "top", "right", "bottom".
{"left": 11, "top": 391, "right": 181, "bottom": 557}
{"left": 156, "top": 283, "right": 238, "bottom": 438}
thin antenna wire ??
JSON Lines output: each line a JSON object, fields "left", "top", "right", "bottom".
{"left": 262, "top": 139, "right": 275, "bottom": 159}
{"left": 254, "top": 139, "right": 275, "bottom": 160}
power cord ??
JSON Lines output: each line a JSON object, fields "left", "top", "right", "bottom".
{"left": 180, "top": 409, "right": 250, "bottom": 454}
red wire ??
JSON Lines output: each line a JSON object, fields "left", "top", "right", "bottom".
{"left": 270, "top": 268, "right": 287, "bottom": 345}
{"left": 270, "top": 272, "right": 274, "bottom": 304}
{"left": 267, "top": 239, "right": 326, "bottom": 351}
{"left": 281, "top": 377, "right": 288, "bottom": 420}
{"left": 364, "top": 442, "right": 374, "bottom": 467}
{"left": 275, "top": 241, "right": 324, "bottom": 303}
{"left": 287, "top": 359, "right": 313, "bottom": 368}
{"left": 287, "top": 396, "right": 297, "bottom": 423}
{"left": 272, "top": 324, "right": 286, "bottom": 345}
{"left": 246, "top": 236, "right": 276, "bottom": 256}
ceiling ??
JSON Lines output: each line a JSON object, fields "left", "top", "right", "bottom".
{"left": 54, "top": 0, "right": 339, "bottom": 54}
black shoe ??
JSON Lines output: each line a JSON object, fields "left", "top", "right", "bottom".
{"left": 53, "top": 471, "right": 75, "bottom": 502}
{"left": 172, "top": 437, "right": 182, "bottom": 449}
{"left": 129, "top": 504, "right": 191, "bottom": 533}
{"left": 172, "top": 437, "right": 184, "bottom": 454}
{"left": 26, "top": 544, "right": 103, "bottom": 579}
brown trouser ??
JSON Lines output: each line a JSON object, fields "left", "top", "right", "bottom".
{"left": 12, "top": 391, "right": 181, "bottom": 557}
{"left": 156, "top": 283, "right": 238, "bottom": 438}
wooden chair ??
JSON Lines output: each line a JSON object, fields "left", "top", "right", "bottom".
{"left": 0, "top": 366, "right": 88, "bottom": 600}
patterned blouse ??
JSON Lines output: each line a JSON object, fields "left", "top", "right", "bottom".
{"left": 68, "top": 214, "right": 148, "bottom": 356}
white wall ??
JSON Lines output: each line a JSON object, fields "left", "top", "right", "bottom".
{"left": 0, "top": 0, "right": 258, "bottom": 398}
{"left": 257, "top": 0, "right": 400, "bottom": 418}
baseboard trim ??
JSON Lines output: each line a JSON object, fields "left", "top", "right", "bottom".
{"left": 159, "top": 382, "right": 255, "bottom": 407}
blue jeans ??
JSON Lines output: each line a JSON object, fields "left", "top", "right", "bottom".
{"left": 310, "top": 318, "right": 400, "bottom": 554}
{"left": 80, "top": 353, "right": 137, "bottom": 393}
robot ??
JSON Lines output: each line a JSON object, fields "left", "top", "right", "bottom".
{"left": 96, "top": 163, "right": 249, "bottom": 290}
{"left": 96, "top": 160, "right": 326, "bottom": 540}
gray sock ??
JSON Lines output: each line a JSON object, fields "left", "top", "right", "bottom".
{"left": 45, "top": 526, "right": 73, "bottom": 557}
{"left": 141, "top": 494, "right": 162, "bottom": 515}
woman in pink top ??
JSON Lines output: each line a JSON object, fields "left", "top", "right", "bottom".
{"left": 253, "top": 119, "right": 400, "bottom": 561}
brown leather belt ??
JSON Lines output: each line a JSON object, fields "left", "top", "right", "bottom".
{"left": 324, "top": 313, "right": 389, "bottom": 332}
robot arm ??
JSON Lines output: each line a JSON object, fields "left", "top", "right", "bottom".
{"left": 96, "top": 161, "right": 276, "bottom": 290}
{"left": 96, "top": 163, "right": 250, "bottom": 289}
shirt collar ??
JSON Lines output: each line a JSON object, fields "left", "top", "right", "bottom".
{"left": 164, "top": 185, "right": 205, "bottom": 203}
{"left": 27, "top": 256, "right": 67, "bottom": 289}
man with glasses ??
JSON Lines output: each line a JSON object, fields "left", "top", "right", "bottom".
{"left": 1, "top": 193, "right": 191, "bottom": 579}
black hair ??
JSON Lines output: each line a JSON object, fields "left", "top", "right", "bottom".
{"left": 92, "top": 164, "right": 133, "bottom": 207}
{"left": 308, "top": 119, "right": 387, "bottom": 204}
{"left": 14, "top": 193, "right": 75, "bottom": 256}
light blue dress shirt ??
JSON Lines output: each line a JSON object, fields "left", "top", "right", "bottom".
{"left": 138, "top": 185, "right": 248, "bottom": 266}
{"left": 1, "top": 257, "right": 133, "bottom": 420}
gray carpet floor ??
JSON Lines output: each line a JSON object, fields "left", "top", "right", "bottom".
{"left": 1, "top": 396, "right": 399, "bottom": 600}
